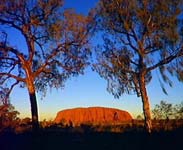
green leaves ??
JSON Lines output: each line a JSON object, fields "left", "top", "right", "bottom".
{"left": 152, "top": 100, "right": 173, "bottom": 119}
{"left": 94, "top": 0, "right": 183, "bottom": 98}
{"left": 152, "top": 100, "right": 183, "bottom": 119}
{"left": 0, "top": 0, "right": 92, "bottom": 99}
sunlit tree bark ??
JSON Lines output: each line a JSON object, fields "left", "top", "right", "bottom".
{"left": 0, "top": 0, "right": 92, "bottom": 130}
{"left": 93, "top": 0, "right": 183, "bottom": 133}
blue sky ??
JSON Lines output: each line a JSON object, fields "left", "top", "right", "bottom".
{"left": 3, "top": 0, "right": 183, "bottom": 120}
{"left": 10, "top": 67, "right": 183, "bottom": 120}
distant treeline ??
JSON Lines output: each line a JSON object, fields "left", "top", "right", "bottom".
{"left": 0, "top": 100, "right": 183, "bottom": 133}
{"left": 136, "top": 100, "right": 183, "bottom": 120}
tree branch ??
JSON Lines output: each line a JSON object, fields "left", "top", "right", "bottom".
{"left": 0, "top": 72, "right": 25, "bottom": 82}
{"left": 0, "top": 18, "right": 22, "bottom": 32}
{"left": 6, "top": 80, "right": 19, "bottom": 100}
{"left": 147, "top": 49, "right": 183, "bottom": 72}
{"left": 0, "top": 44, "right": 26, "bottom": 64}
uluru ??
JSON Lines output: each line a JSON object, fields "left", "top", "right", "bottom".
{"left": 54, "top": 107, "right": 133, "bottom": 126}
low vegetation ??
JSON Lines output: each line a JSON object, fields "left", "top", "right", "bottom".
{"left": 0, "top": 119, "right": 182, "bottom": 150}
{"left": 0, "top": 101, "right": 182, "bottom": 150}
{"left": 0, "top": 101, "right": 183, "bottom": 134}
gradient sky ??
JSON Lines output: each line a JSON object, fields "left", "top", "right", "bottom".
{"left": 4, "top": 0, "right": 183, "bottom": 120}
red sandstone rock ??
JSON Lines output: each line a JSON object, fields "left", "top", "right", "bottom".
{"left": 54, "top": 107, "right": 133, "bottom": 126}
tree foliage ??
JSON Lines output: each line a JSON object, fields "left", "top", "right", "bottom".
{"left": 94, "top": 0, "right": 183, "bottom": 97}
{"left": 0, "top": 0, "right": 92, "bottom": 129}
{"left": 152, "top": 101, "right": 173, "bottom": 119}
{"left": 93, "top": 0, "right": 183, "bottom": 132}
{"left": 0, "top": 0, "right": 91, "bottom": 97}
{"left": 173, "top": 101, "right": 183, "bottom": 119}
{"left": 152, "top": 100, "right": 183, "bottom": 119}
{"left": 0, "top": 104, "right": 20, "bottom": 131}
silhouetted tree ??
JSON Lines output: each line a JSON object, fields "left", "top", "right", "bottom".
{"left": 0, "top": 87, "right": 10, "bottom": 104}
{"left": 152, "top": 100, "right": 173, "bottom": 120}
{"left": 174, "top": 101, "right": 183, "bottom": 119}
{"left": 136, "top": 115, "right": 143, "bottom": 120}
{"left": 0, "top": 104, "right": 19, "bottom": 131}
{"left": 0, "top": 0, "right": 92, "bottom": 130}
{"left": 94, "top": 0, "right": 183, "bottom": 132}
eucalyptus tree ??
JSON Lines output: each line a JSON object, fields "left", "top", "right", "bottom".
{"left": 174, "top": 101, "right": 183, "bottom": 119}
{"left": 0, "top": 0, "right": 92, "bottom": 130}
{"left": 0, "top": 103, "right": 20, "bottom": 131}
{"left": 94, "top": 0, "right": 183, "bottom": 132}
{"left": 152, "top": 101, "right": 173, "bottom": 120}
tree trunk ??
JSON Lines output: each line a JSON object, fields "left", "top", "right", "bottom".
{"left": 25, "top": 65, "right": 39, "bottom": 131}
{"left": 139, "top": 73, "right": 152, "bottom": 133}
{"left": 26, "top": 77, "right": 39, "bottom": 131}
{"left": 28, "top": 91, "right": 39, "bottom": 131}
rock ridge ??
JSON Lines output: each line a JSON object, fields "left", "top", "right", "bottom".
{"left": 54, "top": 107, "right": 133, "bottom": 126}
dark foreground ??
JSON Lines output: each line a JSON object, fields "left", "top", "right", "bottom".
{"left": 0, "top": 127, "right": 183, "bottom": 150}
